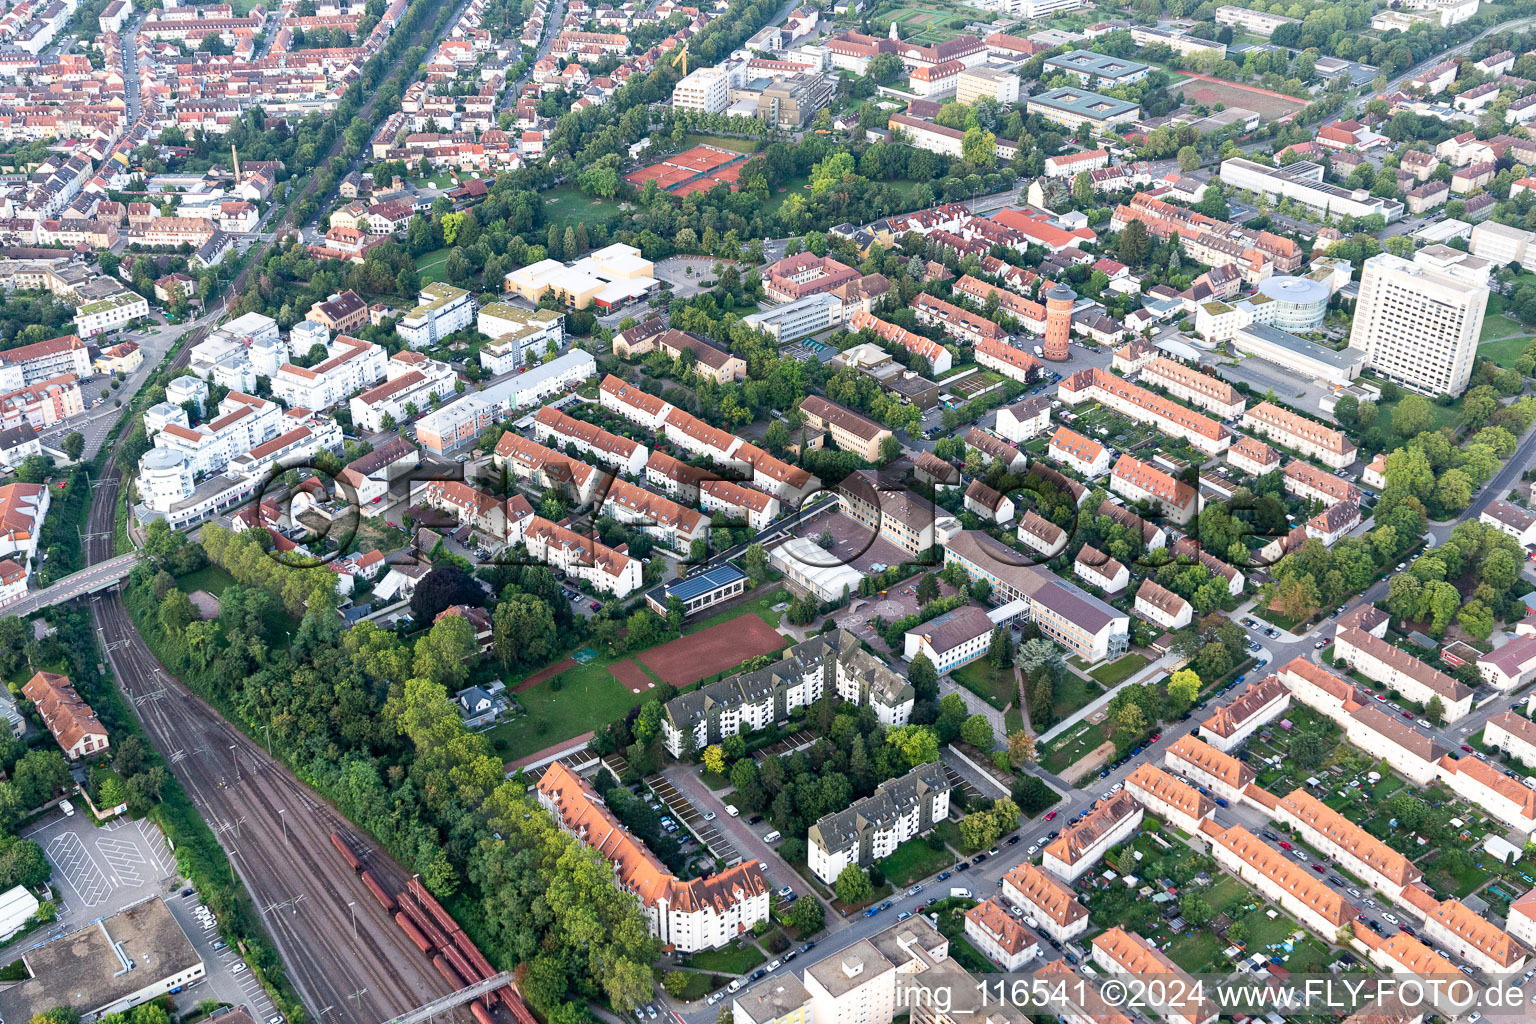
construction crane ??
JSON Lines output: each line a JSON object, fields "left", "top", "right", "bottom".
{"left": 671, "top": 40, "right": 689, "bottom": 76}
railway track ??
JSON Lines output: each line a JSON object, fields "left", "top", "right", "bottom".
{"left": 85, "top": 453, "right": 462, "bottom": 1024}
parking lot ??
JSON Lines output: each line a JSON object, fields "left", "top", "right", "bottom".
{"left": 19, "top": 809, "right": 278, "bottom": 1023}
{"left": 22, "top": 812, "right": 179, "bottom": 930}
{"left": 645, "top": 773, "right": 740, "bottom": 867}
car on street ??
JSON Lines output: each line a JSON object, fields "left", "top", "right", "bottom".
{"left": 898, "top": 911, "right": 912, "bottom": 921}
{"left": 800, "top": 942, "right": 816, "bottom": 953}
{"left": 1383, "top": 913, "right": 1399, "bottom": 925}
{"left": 936, "top": 871, "right": 951, "bottom": 881}
{"left": 703, "top": 811, "right": 715, "bottom": 821}
{"left": 778, "top": 886, "right": 794, "bottom": 898}
{"left": 1007, "top": 835, "right": 1021, "bottom": 845}
{"left": 767, "top": 960, "right": 781, "bottom": 972}
{"left": 908, "top": 884, "right": 923, "bottom": 895}
{"left": 1277, "top": 840, "right": 1291, "bottom": 849}
{"left": 971, "top": 853, "right": 987, "bottom": 864}
{"left": 1044, "top": 811, "right": 1057, "bottom": 820}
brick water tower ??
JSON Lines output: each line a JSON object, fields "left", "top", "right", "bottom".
{"left": 1043, "top": 282, "right": 1075, "bottom": 361}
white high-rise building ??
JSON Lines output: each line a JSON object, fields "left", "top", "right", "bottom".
{"left": 672, "top": 66, "right": 730, "bottom": 114}
{"left": 1347, "top": 246, "right": 1490, "bottom": 397}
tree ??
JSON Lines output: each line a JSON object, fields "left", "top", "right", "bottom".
{"left": 703, "top": 744, "right": 727, "bottom": 776}
{"left": 834, "top": 863, "right": 873, "bottom": 904}
{"left": 783, "top": 893, "right": 825, "bottom": 933}
{"left": 1177, "top": 145, "right": 1201, "bottom": 171}
{"left": 960, "top": 714, "right": 994, "bottom": 750}
{"left": 1425, "top": 696, "right": 1446, "bottom": 726}
{"left": 743, "top": 543, "right": 769, "bottom": 582}
{"left": 409, "top": 566, "right": 483, "bottom": 623}
{"left": 961, "top": 127, "right": 997, "bottom": 168}
{"left": 1072, "top": 171, "right": 1093, "bottom": 206}
{"left": 1392, "top": 393, "right": 1435, "bottom": 438}
{"left": 62, "top": 433, "right": 84, "bottom": 461}
{"left": 1290, "top": 730, "right": 1328, "bottom": 770}
{"left": 1180, "top": 891, "right": 1213, "bottom": 927}
{"left": 886, "top": 724, "right": 940, "bottom": 766}
{"left": 662, "top": 972, "right": 690, "bottom": 998}
{"left": 917, "top": 574, "right": 941, "bottom": 604}
{"left": 1117, "top": 219, "right": 1149, "bottom": 265}
{"left": 1007, "top": 730, "right": 1037, "bottom": 766}
{"left": 907, "top": 652, "right": 939, "bottom": 701}
{"left": 1167, "top": 669, "right": 1201, "bottom": 707}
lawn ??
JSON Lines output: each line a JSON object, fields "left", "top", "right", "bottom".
{"left": 683, "top": 942, "right": 765, "bottom": 975}
{"left": 880, "top": 837, "right": 954, "bottom": 886}
{"left": 489, "top": 593, "right": 787, "bottom": 761}
{"left": 1423, "top": 848, "right": 1492, "bottom": 898}
{"left": 1480, "top": 312, "right": 1526, "bottom": 342}
{"left": 1089, "top": 653, "right": 1148, "bottom": 686}
{"left": 1165, "top": 931, "right": 1224, "bottom": 973}
{"left": 1205, "top": 875, "right": 1251, "bottom": 917}
{"left": 763, "top": 174, "right": 812, "bottom": 218}
{"left": 1479, "top": 336, "right": 1532, "bottom": 369}
{"left": 951, "top": 659, "right": 1016, "bottom": 710}
{"left": 1042, "top": 721, "right": 1108, "bottom": 774}
{"left": 1364, "top": 381, "right": 1462, "bottom": 437}
{"left": 415, "top": 247, "right": 452, "bottom": 286}
{"left": 683, "top": 134, "right": 759, "bottom": 155}
{"left": 1049, "top": 674, "right": 1103, "bottom": 722}
{"left": 538, "top": 184, "right": 625, "bottom": 233}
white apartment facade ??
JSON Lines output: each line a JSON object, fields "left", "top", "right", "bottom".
{"left": 1348, "top": 249, "right": 1489, "bottom": 398}
{"left": 271, "top": 336, "right": 387, "bottom": 410}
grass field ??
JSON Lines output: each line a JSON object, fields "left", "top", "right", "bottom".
{"left": 683, "top": 134, "right": 759, "bottom": 155}
{"left": 1480, "top": 314, "right": 1525, "bottom": 341}
{"left": 1042, "top": 721, "right": 1108, "bottom": 774}
{"left": 1170, "top": 75, "right": 1305, "bottom": 120}
{"left": 880, "top": 837, "right": 954, "bottom": 886}
{"left": 538, "top": 184, "right": 626, "bottom": 233}
{"left": 415, "top": 248, "right": 452, "bottom": 286}
{"left": 1089, "top": 653, "right": 1147, "bottom": 686}
{"left": 1047, "top": 674, "right": 1103, "bottom": 723}
{"left": 1480, "top": 336, "right": 1533, "bottom": 367}
{"left": 951, "top": 659, "right": 1016, "bottom": 710}
{"left": 1372, "top": 386, "right": 1461, "bottom": 436}
{"left": 870, "top": 2, "right": 972, "bottom": 44}
{"left": 684, "top": 942, "right": 764, "bottom": 974}
{"left": 490, "top": 590, "right": 787, "bottom": 761}
{"left": 1165, "top": 931, "right": 1224, "bottom": 973}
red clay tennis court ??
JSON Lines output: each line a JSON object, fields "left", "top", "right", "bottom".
{"left": 638, "top": 614, "right": 787, "bottom": 686}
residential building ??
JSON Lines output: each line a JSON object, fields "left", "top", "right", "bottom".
{"left": 600, "top": 479, "right": 708, "bottom": 551}
{"left": 1165, "top": 733, "right": 1255, "bottom": 803}
{"left": 1273, "top": 789, "right": 1422, "bottom": 897}
{"left": 415, "top": 350, "right": 596, "bottom": 454}
{"left": 1092, "top": 928, "right": 1216, "bottom": 1024}
{"left": 1134, "top": 579, "right": 1192, "bottom": 630}
{"left": 1485, "top": 710, "right": 1536, "bottom": 765}
{"left": 995, "top": 395, "right": 1052, "bottom": 443}
{"left": 76, "top": 290, "right": 149, "bottom": 338}
{"left": 1241, "top": 402, "right": 1356, "bottom": 470}
{"left": 1058, "top": 368, "right": 1232, "bottom": 455}
{"left": 1437, "top": 755, "right": 1536, "bottom": 836}
{"left": 1282, "top": 460, "right": 1361, "bottom": 507}
{"left": 494, "top": 433, "right": 604, "bottom": 504}
{"left": 1074, "top": 545, "right": 1128, "bottom": 594}
{"left": 807, "top": 763, "right": 950, "bottom": 883}
{"left": 22, "top": 671, "right": 108, "bottom": 759}
{"left": 532, "top": 405, "right": 648, "bottom": 476}
{"left": 799, "top": 396, "right": 891, "bottom": 461}
{"left": 1200, "top": 821, "right": 1357, "bottom": 941}
{"left": 1049, "top": 426, "right": 1109, "bottom": 477}
{"left": 847, "top": 310, "right": 953, "bottom": 375}
{"left": 673, "top": 66, "right": 730, "bottom": 114}
{"left": 1017, "top": 509, "right": 1065, "bottom": 555}
{"left": 477, "top": 305, "right": 565, "bottom": 374}
{"left": 1043, "top": 50, "right": 1149, "bottom": 85}
{"left": 974, "top": 336, "right": 1043, "bottom": 384}
{"left": 803, "top": 940, "right": 896, "bottom": 1024}
{"left": 662, "top": 630, "right": 914, "bottom": 758}
{"left": 396, "top": 283, "right": 474, "bottom": 349}
{"left": 1001, "top": 862, "right": 1089, "bottom": 943}
{"left": 1418, "top": 896, "right": 1529, "bottom": 974}
{"left": 837, "top": 470, "right": 960, "bottom": 559}
{"left": 613, "top": 323, "right": 746, "bottom": 383}
{"left": 1199, "top": 676, "right": 1290, "bottom": 752}
{"left": 1482, "top": 498, "right": 1536, "bottom": 546}
{"left": 964, "top": 899, "right": 1038, "bottom": 970}
{"left": 1042, "top": 792, "right": 1142, "bottom": 882}
{"left": 1333, "top": 627, "right": 1472, "bottom": 721}
{"left": 348, "top": 354, "right": 457, "bottom": 432}
{"left": 535, "top": 763, "right": 769, "bottom": 952}
{"left": 0, "top": 334, "right": 91, "bottom": 387}
{"left": 1348, "top": 249, "right": 1490, "bottom": 398}
{"left": 271, "top": 335, "right": 386, "bottom": 410}
{"left": 306, "top": 290, "right": 369, "bottom": 334}
{"left": 1124, "top": 763, "right": 1214, "bottom": 834}
{"left": 1111, "top": 454, "right": 1199, "bottom": 526}
{"left": 523, "top": 515, "right": 642, "bottom": 596}
{"left": 699, "top": 480, "right": 780, "bottom": 531}
{"left": 1139, "top": 357, "right": 1246, "bottom": 419}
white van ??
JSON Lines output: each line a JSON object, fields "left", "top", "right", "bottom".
{"left": 763, "top": 830, "right": 781, "bottom": 843}
{"left": 950, "top": 887, "right": 972, "bottom": 899}
{"left": 59, "top": 799, "right": 74, "bottom": 817}
{"left": 725, "top": 805, "right": 739, "bottom": 817}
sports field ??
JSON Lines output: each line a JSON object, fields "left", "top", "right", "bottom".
{"left": 871, "top": 0, "right": 975, "bottom": 44}
{"left": 638, "top": 614, "right": 788, "bottom": 686}
{"left": 1170, "top": 74, "right": 1305, "bottom": 120}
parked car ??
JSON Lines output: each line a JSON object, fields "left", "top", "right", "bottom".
{"left": 1044, "top": 811, "right": 1057, "bottom": 821}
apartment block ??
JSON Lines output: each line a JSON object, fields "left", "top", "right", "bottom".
{"left": 1241, "top": 402, "right": 1356, "bottom": 470}
{"left": 1111, "top": 454, "right": 1199, "bottom": 526}
{"left": 1165, "top": 734, "right": 1255, "bottom": 804}
{"left": 1333, "top": 627, "right": 1472, "bottom": 722}
{"left": 1139, "top": 357, "right": 1245, "bottom": 419}
{"left": 1093, "top": 928, "right": 1216, "bottom": 1024}
{"left": 1042, "top": 791, "right": 1142, "bottom": 882}
{"left": 837, "top": 471, "right": 959, "bottom": 559}
{"left": 1199, "top": 676, "right": 1289, "bottom": 752}
{"left": 1049, "top": 426, "right": 1109, "bottom": 477}
{"left": 271, "top": 335, "right": 386, "bottom": 410}
{"left": 523, "top": 516, "right": 642, "bottom": 597}
{"left": 1348, "top": 249, "right": 1489, "bottom": 398}
{"left": 1274, "top": 789, "right": 1422, "bottom": 897}
{"left": 1124, "top": 763, "right": 1213, "bottom": 834}
{"left": 964, "top": 899, "right": 1038, "bottom": 970}
{"left": 1134, "top": 578, "right": 1192, "bottom": 630}
{"left": 1001, "top": 862, "right": 1089, "bottom": 944}
{"left": 532, "top": 405, "right": 647, "bottom": 475}
{"left": 662, "top": 630, "right": 914, "bottom": 758}
{"left": 1200, "top": 821, "right": 1357, "bottom": 941}
{"left": 396, "top": 283, "right": 474, "bottom": 349}
{"left": 1058, "top": 368, "right": 1232, "bottom": 455}
{"left": 808, "top": 763, "right": 949, "bottom": 883}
